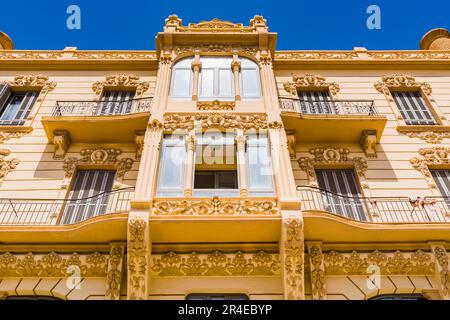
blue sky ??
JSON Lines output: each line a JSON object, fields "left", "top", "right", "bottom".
{"left": 0, "top": 0, "right": 449, "bottom": 50}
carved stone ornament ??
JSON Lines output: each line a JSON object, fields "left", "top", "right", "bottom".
{"left": 360, "top": 130, "right": 378, "bottom": 158}
{"left": 323, "top": 250, "right": 435, "bottom": 276}
{"left": 282, "top": 214, "right": 304, "bottom": 300}
{"left": 174, "top": 45, "right": 258, "bottom": 60}
{"left": 283, "top": 74, "right": 340, "bottom": 97}
{"left": 0, "top": 130, "right": 30, "bottom": 144}
{"left": 151, "top": 251, "right": 279, "bottom": 277}
{"left": 52, "top": 130, "right": 71, "bottom": 160}
{"left": 410, "top": 147, "right": 450, "bottom": 188}
{"left": 431, "top": 246, "right": 450, "bottom": 297}
{"left": 0, "top": 251, "right": 108, "bottom": 277}
{"left": 4, "top": 74, "right": 56, "bottom": 103}
{"left": 152, "top": 197, "right": 279, "bottom": 216}
{"left": 197, "top": 100, "right": 235, "bottom": 111}
{"left": 404, "top": 130, "right": 450, "bottom": 144}
{"left": 128, "top": 218, "right": 148, "bottom": 300}
{"left": 308, "top": 244, "right": 326, "bottom": 300}
{"left": 106, "top": 245, "right": 125, "bottom": 300}
{"left": 92, "top": 74, "right": 150, "bottom": 98}
{"left": 374, "top": 74, "right": 433, "bottom": 96}
{"left": 0, "top": 149, "right": 19, "bottom": 184}
{"left": 164, "top": 15, "right": 267, "bottom": 33}
{"left": 163, "top": 113, "right": 268, "bottom": 132}
{"left": 62, "top": 147, "right": 133, "bottom": 185}
{"left": 297, "top": 147, "right": 368, "bottom": 187}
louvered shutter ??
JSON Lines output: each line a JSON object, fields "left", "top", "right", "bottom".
{"left": 0, "top": 84, "right": 12, "bottom": 111}
{"left": 0, "top": 91, "right": 38, "bottom": 125}
{"left": 298, "top": 90, "right": 334, "bottom": 114}
{"left": 392, "top": 91, "right": 436, "bottom": 125}
{"left": 316, "top": 169, "right": 366, "bottom": 221}
{"left": 60, "top": 170, "right": 115, "bottom": 224}
{"left": 99, "top": 91, "right": 135, "bottom": 115}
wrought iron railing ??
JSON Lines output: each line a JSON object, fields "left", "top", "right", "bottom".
{"left": 53, "top": 97, "right": 152, "bottom": 116}
{"left": 279, "top": 97, "right": 377, "bottom": 116}
{"left": 298, "top": 186, "right": 450, "bottom": 223}
{"left": 0, "top": 188, "right": 134, "bottom": 226}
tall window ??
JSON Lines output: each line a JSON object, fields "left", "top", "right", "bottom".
{"left": 60, "top": 170, "right": 115, "bottom": 224}
{"left": 170, "top": 57, "right": 260, "bottom": 100}
{"left": 316, "top": 169, "right": 366, "bottom": 221}
{"left": 297, "top": 90, "right": 334, "bottom": 114}
{"left": 0, "top": 85, "right": 38, "bottom": 125}
{"left": 98, "top": 90, "right": 136, "bottom": 115}
{"left": 391, "top": 91, "right": 437, "bottom": 125}
{"left": 431, "top": 170, "right": 450, "bottom": 197}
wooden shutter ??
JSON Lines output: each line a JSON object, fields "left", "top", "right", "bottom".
{"left": 0, "top": 84, "right": 12, "bottom": 111}
{"left": 392, "top": 91, "right": 436, "bottom": 125}
{"left": 316, "top": 169, "right": 367, "bottom": 221}
{"left": 431, "top": 170, "right": 450, "bottom": 199}
{"left": 99, "top": 91, "right": 135, "bottom": 115}
{"left": 298, "top": 90, "right": 334, "bottom": 114}
{"left": 60, "top": 170, "right": 115, "bottom": 224}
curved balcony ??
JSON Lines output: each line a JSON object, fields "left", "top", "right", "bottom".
{"left": 42, "top": 97, "right": 152, "bottom": 143}
{"left": 0, "top": 188, "right": 134, "bottom": 226}
{"left": 298, "top": 186, "right": 450, "bottom": 223}
{"left": 280, "top": 97, "right": 387, "bottom": 143}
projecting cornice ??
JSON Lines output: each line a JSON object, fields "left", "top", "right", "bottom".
{"left": 1, "top": 48, "right": 450, "bottom": 69}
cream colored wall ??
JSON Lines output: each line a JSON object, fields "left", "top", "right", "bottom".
{"left": 275, "top": 69, "right": 450, "bottom": 198}
{"left": 0, "top": 71, "right": 157, "bottom": 199}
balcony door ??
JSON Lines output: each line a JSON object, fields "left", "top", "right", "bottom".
{"left": 60, "top": 170, "right": 115, "bottom": 224}
{"left": 98, "top": 90, "right": 135, "bottom": 115}
{"left": 316, "top": 169, "right": 367, "bottom": 221}
{"left": 298, "top": 90, "right": 335, "bottom": 114}
{"left": 431, "top": 170, "right": 450, "bottom": 209}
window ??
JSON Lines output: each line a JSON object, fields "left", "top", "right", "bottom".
{"left": 170, "top": 57, "right": 260, "bottom": 100}
{"left": 186, "top": 294, "right": 248, "bottom": 300}
{"left": 369, "top": 294, "right": 426, "bottom": 300}
{"left": 316, "top": 169, "right": 366, "bottom": 221}
{"left": 194, "top": 171, "right": 238, "bottom": 189}
{"left": 297, "top": 90, "right": 334, "bottom": 114}
{"left": 391, "top": 91, "right": 437, "bottom": 125}
{"left": 245, "top": 134, "right": 274, "bottom": 196}
{"left": 98, "top": 90, "right": 136, "bottom": 115}
{"left": 60, "top": 170, "right": 115, "bottom": 224}
{"left": 0, "top": 85, "right": 38, "bottom": 125}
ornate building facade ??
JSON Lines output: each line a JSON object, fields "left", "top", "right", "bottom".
{"left": 0, "top": 17, "right": 450, "bottom": 300}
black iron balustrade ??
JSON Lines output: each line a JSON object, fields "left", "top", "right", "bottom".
{"left": 279, "top": 97, "right": 377, "bottom": 116}
{"left": 0, "top": 188, "right": 134, "bottom": 226}
{"left": 298, "top": 186, "right": 450, "bottom": 223}
{"left": 53, "top": 97, "right": 152, "bottom": 116}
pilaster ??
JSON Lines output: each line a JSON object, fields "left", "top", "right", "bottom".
{"left": 105, "top": 242, "right": 125, "bottom": 300}
{"left": 430, "top": 243, "right": 450, "bottom": 300}
{"left": 307, "top": 242, "right": 327, "bottom": 300}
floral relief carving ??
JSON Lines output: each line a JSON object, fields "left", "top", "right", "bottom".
{"left": 92, "top": 74, "right": 150, "bottom": 98}
{"left": 128, "top": 218, "right": 148, "bottom": 300}
{"left": 374, "top": 74, "right": 433, "bottom": 96}
{"left": 4, "top": 74, "right": 56, "bottom": 103}
{"left": 0, "top": 131, "right": 30, "bottom": 144}
{"left": 152, "top": 197, "right": 279, "bottom": 216}
{"left": 63, "top": 147, "right": 133, "bottom": 180}
{"left": 163, "top": 113, "right": 268, "bottom": 131}
{"left": 308, "top": 245, "right": 326, "bottom": 300}
{"left": 404, "top": 131, "right": 450, "bottom": 144}
{"left": 297, "top": 147, "right": 368, "bottom": 187}
{"left": 283, "top": 74, "right": 340, "bottom": 97}
{"left": 197, "top": 100, "right": 235, "bottom": 111}
{"left": 0, "top": 251, "right": 108, "bottom": 278}
{"left": 174, "top": 45, "right": 258, "bottom": 59}
{"left": 323, "top": 250, "right": 435, "bottom": 276}
{"left": 106, "top": 245, "right": 125, "bottom": 300}
{"left": 410, "top": 147, "right": 450, "bottom": 188}
{"left": 151, "top": 251, "right": 279, "bottom": 277}
{"left": 0, "top": 149, "right": 19, "bottom": 184}
{"left": 282, "top": 214, "right": 304, "bottom": 300}
{"left": 432, "top": 246, "right": 450, "bottom": 297}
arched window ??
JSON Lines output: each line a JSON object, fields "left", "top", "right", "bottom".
{"left": 170, "top": 56, "right": 260, "bottom": 100}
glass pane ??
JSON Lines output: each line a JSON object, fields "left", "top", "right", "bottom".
{"left": 1, "top": 94, "right": 24, "bottom": 120}
{"left": 171, "top": 69, "right": 191, "bottom": 97}
{"left": 200, "top": 69, "right": 214, "bottom": 97}
{"left": 219, "top": 69, "right": 233, "bottom": 97}
{"left": 157, "top": 136, "right": 186, "bottom": 196}
{"left": 241, "top": 69, "right": 260, "bottom": 98}
{"left": 246, "top": 135, "right": 274, "bottom": 194}
{"left": 216, "top": 171, "right": 237, "bottom": 189}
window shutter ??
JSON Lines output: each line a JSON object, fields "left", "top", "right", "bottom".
{"left": 431, "top": 170, "right": 450, "bottom": 198}
{"left": 298, "top": 91, "right": 334, "bottom": 114}
{"left": 12, "top": 91, "right": 38, "bottom": 125}
{"left": 60, "top": 170, "right": 115, "bottom": 224}
{"left": 245, "top": 134, "right": 274, "bottom": 196}
{"left": 392, "top": 91, "right": 436, "bottom": 125}
{"left": 100, "top": 91, "right": 135, "bottom": 115}
{"left": 0, "top": 84, "right": 12, "bottom": 111}
{"left": 156, "top": 135, "right": 187, "bottom": 197}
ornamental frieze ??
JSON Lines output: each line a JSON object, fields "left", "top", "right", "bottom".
{"left": 92, "top": 74, "right": 150, "bottom": 98}
{"left": 0, "top": 251, "right": 108, "bottom": 277}
{"left": 404, "top": 130, "right": 450, "bottom": 144}
{"left": 197, "top": 100, "right": 235, "bottom": 111}
{"left": 163, "top": 113, "right": 268, "bottom": 131}
{"left": 3, "top": 74, "right": 56, "bottom": 103}
{"left": 0, "top": 149, "right": 19, "bottom": 184}
{"left": 151, "top": 251, "right": 280, "bottom": 277}
{"left": 152, "top": 197, "right": 279, "bottom": 216}
{"left": 374, "top": 74, "right": 432, "bottom": 96}
{"left": 283, "top": 74, "right": 340, "bottom": 97}
{"left": 323, "top": 250, "right": 435, "bottom": 276}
